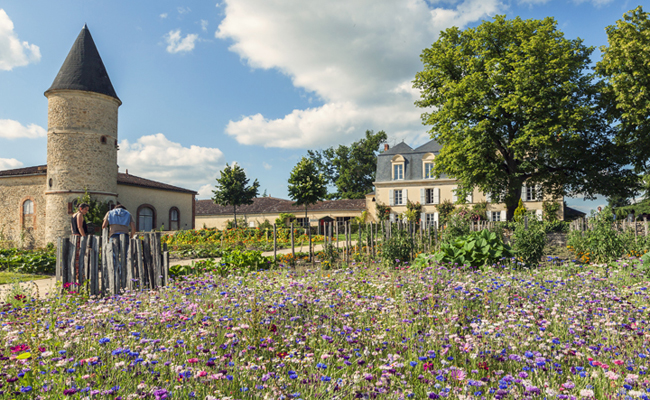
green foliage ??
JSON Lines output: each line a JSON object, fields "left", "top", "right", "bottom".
{"left": 0, "top": 248, "right": 56, "bottom": 275}
{"left": 221, "top": 249, "right": 273, "bottom": 274}
{"left": 413, "top": 14, "right": 637, "bottom": 220}
{"left": 375, "top": 202, "right": 391, "bottom": 222}
{"left": 472, "top": 201, "right": 488, "bottom": 221}
{"left": 75, "top": 189, "right": 110, "bottom": 230}
{"left": 542, "top": 201, "right": 561, "bottom": 222}
{"left": 212, "top": 163, "right": 260, "bottom": 228}
{"left": 288, "top": 157, "right": 327, "bottom": 220}
{"left": 567, "top": 213, "right": 626, "bottom": 263}
{"left": 513, "top": 199, "right": 527, "bottom": 222}
{"left": 511, "top": 214, "right": 547, "bottom": 267}
{"left": 382, "top": 229, "right": 414, "bottom": 267}
{"left": 308, "top": 130, "right": 387, "bottom": 199}
{"left": 596, "top": 6, "right": 650, "bottom": 172}
{"left": 259, "top": 219, "right": 273, "bottom": 231}
{"left": 405, "top": 200, "right": 422, "bottom": 223}
{"left": 320, "top": 244, "right": 340, "bottom": 270}
{"left": 437, "top": 199, "right": 455, "bottom": 223}
{"left": 275, "top": 213, "right": 295, "bottom": 228}
{"left": 434, "top": 229, "right": 513, "bottom": 268}
{"left": 226, "top": 218, "right": 247, "bottom": 230}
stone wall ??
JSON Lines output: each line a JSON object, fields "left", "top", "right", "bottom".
{"left": 116, "top": 185, "right": 194, "bottom": 232}
{"left": 196, "top": 209, "right": 365, "bottom": 230}
{"left": 0, "top": 175, "right": 47, "bottom": 248}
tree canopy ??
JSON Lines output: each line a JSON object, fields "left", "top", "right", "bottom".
{"left": 307, "top": 130, "right": 387, "bottom": 200}
{"left": 413, "top": 15, "right": 637, "bottom": 219}
{"left": 596, "top": 6, "right": 650, "bottom": 172}
{"left": 287, "top": 157, "right": 327, "bottom": 222}
{"left": 212, "top": 163, "right": 259, "bottom": 228}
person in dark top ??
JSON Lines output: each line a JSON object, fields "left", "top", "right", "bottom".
{"left": 71, "top": 203, "right": 90, "bottom": 237}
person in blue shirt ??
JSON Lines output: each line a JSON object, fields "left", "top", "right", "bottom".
{"left": 102, "top": 204, "right": 136, "bottom": 238}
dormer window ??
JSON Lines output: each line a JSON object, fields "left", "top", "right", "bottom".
{"left": 422, "top": 153, "right": 435, "bottom": 179}
{"left": 391, "top": 155, "right": 405, "bottom": 180}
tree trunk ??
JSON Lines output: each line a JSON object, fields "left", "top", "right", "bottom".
{"left": 504, "top": 184, "right": 523, "bottom": 221}
{"left": 233, "top": 205, "right": 237, "bottom": 228}
{"left": 305, "top": 206, "right": 308, "bottom": 229}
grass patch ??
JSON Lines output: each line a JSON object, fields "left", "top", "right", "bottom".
{"left": 0, "top": 271, "right": 50, "bottom": 285}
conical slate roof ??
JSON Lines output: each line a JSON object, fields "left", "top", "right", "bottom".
{"left": 45, "top": 25, "right": 119, "bottom": 100}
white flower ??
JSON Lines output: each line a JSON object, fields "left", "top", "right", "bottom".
{"left": 579, "top": 389, "right": 594, "bottom": 398}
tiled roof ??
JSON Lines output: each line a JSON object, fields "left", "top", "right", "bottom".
{"left": 0, "top": 165, "right": 47, "bottom": 177}
{"left": 0, "top": 164, "right": 195, "bottom": 194}
{"left": 46, "top": 25, "right": 119, "bottom": 100}
{"left": 117, "top": 173, "right": 196, "bottom": 194}
{"left": 196, "top": 197, "right": 366, "bottom": 215}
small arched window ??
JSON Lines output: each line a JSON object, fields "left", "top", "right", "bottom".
{"left": 422, "top": 153, "right": 435, "bottom": 179}
{"left": 21, "top": 198, "right": 35, "bottom": 229}
{"left": 100, "top": 136, "right": 107, "bottom": 144}
{"left": 23, "top": 199, "right": 34, "bottom": 215}
{"left": 169, "top": 207, "right": 180, "bottom": 231}
{"left": 137, "top": 205, "right": 156, "bottom": 232}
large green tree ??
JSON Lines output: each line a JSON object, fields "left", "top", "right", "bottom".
{"left": 307, "top": 130, "right": 387, "bottom": 199}
{"left": 413, "top": 15, "right": 636, "bottom": 220}
{"left": 212, "top": 163, "right": 260, "bottom": 228}
{"left": 287, "top": 157, "right": 327, "bottom": 224}
{"left": 596, "top": 6, "right": 650, "bottom": 172}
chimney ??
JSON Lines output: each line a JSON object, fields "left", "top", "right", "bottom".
{"left": 384, "top": 144, "right": 389, "bottom": 151}
{"left": 125, "top": 169, "right": 128, "bottom": 175}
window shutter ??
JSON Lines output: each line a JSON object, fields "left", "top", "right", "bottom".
{"left": 487, "top": 211, "right": 492, "bottom": 221}
{"left": 434, "top": 188, "right": 440, "bottom": 204}
{"left": 500, "top": 210, "right": 507, "bottom": 221}
{"left": 536, "top": 209, "right": 543, "bottom": 220}
{"left": 536, "top": 185, "right": 543, "bottom": 201}
{"left": 466, "top": 192, "right": 473, "bottom": 204}
{"left": 434, "top": 212, "right": 439, "bottom": 228}
{"left": 403, "top": 189, "right": 407, "bottom": 205}
{"left": 521, "top": 185, "right": 527, "bottom": 202}
{"left": 420, "top": 188, "right": 425, "bottom": 204}
{"left": 389, "top": 213, "right": 395, "bottom": 223}
{"left": 452, "top": 186, "right": 458, "bottom": 202}
{"left": 420, "top": 212, "right": 425, "bottom": 224}
{"left": 389, "top": 189, "right": 394, "bottom": 206}
{"left": 485, "top": 192, "right": 491, "bottom": 202}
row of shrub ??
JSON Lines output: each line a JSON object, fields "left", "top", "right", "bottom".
{"left": 0, "top": 246, "right": 56, "bottom": 275}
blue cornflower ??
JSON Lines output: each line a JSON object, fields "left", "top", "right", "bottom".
{"left": 410, "top": 361, "right": 418, "bottom": 367}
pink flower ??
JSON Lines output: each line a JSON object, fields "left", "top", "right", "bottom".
{"left": 613, "top": 359, "right": 624, "bottom": 366}
{"left": 187, "top": 358, "right": 199, "bottom": 364}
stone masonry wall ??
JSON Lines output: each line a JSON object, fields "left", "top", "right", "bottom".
{"left": 0, "top": 175, "right": 47, "bottom": 248}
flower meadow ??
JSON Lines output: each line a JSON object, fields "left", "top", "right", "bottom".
{"left": 2, "top": 260, "right": 650, "bottom": 399}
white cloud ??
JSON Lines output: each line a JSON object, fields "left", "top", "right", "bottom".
{"left": 216, "top": 0, "right": 502, "bottom": 148}
{"left": 517, "top": 0, "right": 550, "bottom": 5}
{"left": 0, "top": 119, "right": 46, "bottom": 139}
{"left": 160, "top": 13, "right": 168, "bottom": 19}
{"left": 263, "top": 162, "right": 272, "bottom": 170}
{"left": 177, "top": 7, "right": 191, "bottom": 14}
{"left": 0, "top": 9, "right": 41, "bottom": 71}
{"left": 118, "top": 133, "right": 225, "bottom": 195}
{"left": 0, "top": 158, "right": 22, "bottom": 170}
{"left": 164, "top": 29, "right": 199, "bottom": 53}
{"left": 201, "top": 19, "right": 209, "bottom": 32}
{"left": 573, "top": 0, "right": 615, "bottom": 5}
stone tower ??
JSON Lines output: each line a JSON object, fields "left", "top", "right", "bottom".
{"left": 44, "top": 25, "right": 121, "bottom": 244}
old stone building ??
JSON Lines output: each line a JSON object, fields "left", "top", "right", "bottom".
{"left": 0, "top": 25, "right": 196, "bottom": 248}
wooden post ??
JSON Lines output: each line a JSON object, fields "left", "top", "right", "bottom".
{"left": 67, "top": 236, "right": 77, "bottom": 286}
{"left": 120, "top": 234, "right": 128, "bottom": 291}
{"left": 335, "top": 222, "right": 339, "bottom": 250}
{"left": 136, "top": 237, "right": 144, "bottom": 290}
{"left": 308, "top": 223, "right": 312, "bottom": 262}
{"left": 291, "top": 222, "right": 295, "bottom": 260}
{"left": 273, "top": 224, "right": 277, "bottom": 261}
{"left": 163, "top": 251, "right": 169, "bottom": 286}
{"left": 91, "top": 236, "right": 99, "bottom": 296}
{"left": 106, "top": 235, "right": 115, "bottom": 296}
{"left": 101, "top": 228, "right": 109, "bottom": 295}
{"left": 155, "top": 232, "right": 163, "bottom": 288}
{"left": 126, "top": 238, "right": 134, "bottom": 291}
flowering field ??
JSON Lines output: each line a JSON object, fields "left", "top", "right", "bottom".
{"left": 2, "top": 260, "right": 650, "bottom": 399}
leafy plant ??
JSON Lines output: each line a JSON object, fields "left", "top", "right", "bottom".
{"left": 511, "top": 213, "right": 547, "bottom": 267}
{"left": 567, "top": 212, "right": 626, "bottom": 263}
{"left": 212, "top": 163, "right": 260, "bottom": 228}
{"left": 405, "top": 200, "right": 422, "bottom": 223}
{"left": 437, "top": 200, "right": 455, "bottom": 223}
{"left": 433, "top": 229, "right": 513, "bottom": 268}
{"left": 382, "top": 228, "right": 414, "bottom": 267}
{"left": 513, "top": 199, "right": 527, "bottom": 221}
{"left": 275, "top": 213, "right": 295, "bottom": 228}
{"left": 0, "top": 248, "right": 56, "bottom": 275}
{"left": 221, "top": 249, "right": 274, "bottom": 275}
{"left": 375, "top": 202, "right": 391, "bottom": 222}
{"left": 75, "top": 189, "right": 110, "bottom": 230}
{"left": 542, "top": 201, "right": 561, "bottom": 221}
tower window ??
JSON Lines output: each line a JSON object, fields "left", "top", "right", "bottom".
{"left": 48, "top": 178, "right": 53, "bottom": 187}
{"left": 23, "top": 199, "right": 34, "bottom": 215}
{"left": 100, "top": 136, "right": 107, "bottom": 144}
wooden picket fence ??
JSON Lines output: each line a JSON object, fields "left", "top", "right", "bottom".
{"left": 55, "top": 228, "right": 170, "bottom": 296}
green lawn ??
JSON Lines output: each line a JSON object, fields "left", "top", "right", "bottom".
{"left": 0, "top": 271, "right": 50, "bottom": 285}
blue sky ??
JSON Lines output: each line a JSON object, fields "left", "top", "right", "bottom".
{"left": 0, "top": 0, "right": 642, "bottom": 212}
